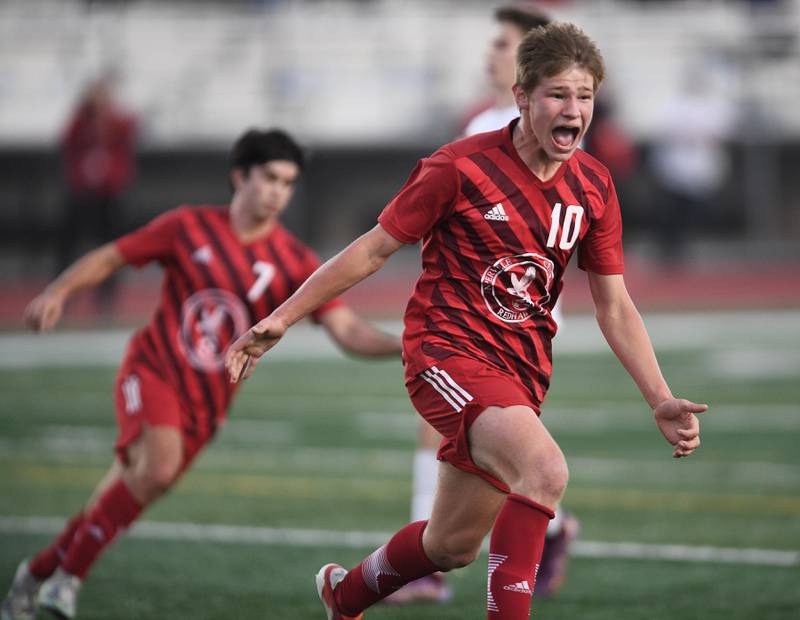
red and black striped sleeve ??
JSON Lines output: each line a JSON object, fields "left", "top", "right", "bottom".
{"left": 115, "top": 206, "right": 185, "bottom": 267}
{"left": 378, "top": 149, "right": 460, "bottom": 244}
{"left": 577, "top": 173, "right": 625, "bottom": 275}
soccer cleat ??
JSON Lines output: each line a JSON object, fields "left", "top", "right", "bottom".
{"left": 381, "top": 572, "right": 452, "bottom": 605}
{"left": 1, "top": 560, "right": 41, "bottom": 620}
{"left": 37, "top": 568, "right": 82, "bottom": 619}
{"left": 534, "top": 510, "right": 580, "bottom": 598}
{"left": 315, "top": 563, "right": 363, "bottom": 620}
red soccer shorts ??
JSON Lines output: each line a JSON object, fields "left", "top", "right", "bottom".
{"left": 405, "top": 354, "right": 540, "bottom": 493}
{"left": 113, "top": 357, "right": 209, "bottom": 470}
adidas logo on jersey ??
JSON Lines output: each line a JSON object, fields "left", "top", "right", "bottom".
{"left": 503, "top": 580, "right": 532, "bottom": 594}
{"left": 192, "top": 245, "right": 213, "bottom": 264}
{"left": 484, "top": 203, "right": 509, "bottom": 222}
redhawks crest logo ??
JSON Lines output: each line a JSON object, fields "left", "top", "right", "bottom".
{"left": 177, "top": 289, "right": 249, "bottom": 371}
{"left": 481, "top": 253, "right": 554, "bottom": 323}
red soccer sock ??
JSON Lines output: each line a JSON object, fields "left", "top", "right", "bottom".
{"left": 334, "top": 520, "right": 440, "bottom": 615}
{"left": 487, "top": 493, "right": 554, "bottom": 619}
{"left": 28, "top": 512, "right": 86, "bottom": 580}
{"left": 60, "top": 479, "right": 143, "bottom": 579}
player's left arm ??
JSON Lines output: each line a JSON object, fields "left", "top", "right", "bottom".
{"left": 588, "top": 271, "right": 708, "bottom": 458}
{"left": 318, "top": 306, "right": 402, "bottom": 358}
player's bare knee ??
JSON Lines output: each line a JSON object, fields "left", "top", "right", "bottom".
{"left": 514, "top": 445, "right": 569, "bottom": 504}
{"left": 136, "top": 462, "right": 179, "bottom": 499}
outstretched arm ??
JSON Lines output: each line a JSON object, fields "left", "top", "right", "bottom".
{"left": 226, "top": 224, "right": 404, "bottom": 381}
{"left": 588, "top": 272, "right": 708, "bottom": 458}
{"left": 319, "top": 306, "right": 402, "bottom": 358}
{"left": 24, "top": 243, "right": 127, "bottom": 332}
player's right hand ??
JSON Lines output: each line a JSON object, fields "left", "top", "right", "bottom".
{"left": 24, "top": 291, "right": 65, "bottom": 332}
{"left": 225, "top": 316, "right": 287, "bottom": 383}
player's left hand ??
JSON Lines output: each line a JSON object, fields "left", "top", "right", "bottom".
{"left": 225, "top": 316, "right": 287, "bottom": 383}
{"left": 653, "top": 398, "right": 709, "bottom": 458}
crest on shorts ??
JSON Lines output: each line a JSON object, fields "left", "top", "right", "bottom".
{"left": 178, "top": 288, "right": 249, "bottom": 371}
{"left": 480, "top": 253, "right": 554, "bottom": 323}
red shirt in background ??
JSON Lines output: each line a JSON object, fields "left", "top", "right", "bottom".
{"left": 62, "top": 101, "right": 137, "bottom": 197}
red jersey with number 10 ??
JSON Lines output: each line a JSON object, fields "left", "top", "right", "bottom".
{"left": 378, "top": 120, "right": 624, "bottom": 408}
{"left": 115, "top": 205, "right": 341, "bottom": 438}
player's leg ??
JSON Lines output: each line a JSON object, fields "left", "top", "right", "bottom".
{"left": 35, "top": 361, "right": 191, "bottom": 619}
{"left": 121, "top": 423, "right": 185, "bottom": 504}
{"left": 318, "top": 403, "right": 563, "bottom": 619}
{"left": 28, "top": 459, "right": 123, "bottom": 577}
{"left": 410, "top": 420, "right": 441, "bottom": 522}
{"left": 56, "top": 396, "right": 186, "bottom": 577}
{"left": 36, "top": 425, "right": 184, "bottom": 619}
{"left": 534, "top": 506, "right": 579, "bottom": 597}
{"left": 59, "top": 425, "right": 183, "bottom": 575}
{"left": 1, "top": 457, "right": 130, "bottom": 620}
{"left": 468, "top": 404, "right": 568, "bottom": 618}
{"left": 317, "top": 360, "right": 563, "bottom": 618}
{"left": 521, "top": 304, "right": 579, "bottom": 598}
{"left": 317, "top": 459, "right": 505, "bottom": 619}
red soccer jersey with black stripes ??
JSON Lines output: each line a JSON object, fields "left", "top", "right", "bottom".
{"left": 379, "top": 119, "right": 624, "bottom": 407}
{"left": 115, "top": 205, "right": 341, "bottom": 437}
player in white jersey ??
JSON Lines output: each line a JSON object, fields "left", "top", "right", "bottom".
{"left": 462, "top": 5, "right": 546, "bottom": 137}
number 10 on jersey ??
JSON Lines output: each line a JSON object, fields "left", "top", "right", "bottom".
{"left": 546, "top": 203, "right": 584, "bottom": 251}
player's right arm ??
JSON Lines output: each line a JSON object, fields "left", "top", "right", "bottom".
{"left": 226, "top": 223, "right": 403, "bottom": 382}
{"left": 24, "top": 243, "right": 126, "bottom": 332}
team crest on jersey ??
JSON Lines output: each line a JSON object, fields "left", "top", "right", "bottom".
{"left": 481, "top": 253, "right": 554, "bottom": 323}
{"left": 177, "top": 289, "right": 249, "bottom": 371}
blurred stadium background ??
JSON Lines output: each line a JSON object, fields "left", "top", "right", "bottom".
{"left": 0, "top": 0, "right": 798, "bottom": 618}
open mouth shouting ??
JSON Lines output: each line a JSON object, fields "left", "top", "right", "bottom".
{"left": 551, "top": 125, "right": 581, "bottom": 151}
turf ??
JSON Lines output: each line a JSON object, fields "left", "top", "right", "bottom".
{"left": 1, "top": 334, "right": 798, "bottom": 618}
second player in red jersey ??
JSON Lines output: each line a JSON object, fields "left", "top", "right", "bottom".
{"left": 2, "top": 129, "right": 401, "bottom": 620}
{"left": 114, "top": 203, "right": 343, "bottom": 456}
{"left": 228, "top": 23, "right": 709, "bottom": 620}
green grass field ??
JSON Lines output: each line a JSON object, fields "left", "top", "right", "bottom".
{"left": 1, "top": 314, "right": 799, "bottom": 619}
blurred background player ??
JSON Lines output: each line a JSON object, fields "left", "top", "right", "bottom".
{"left": 57, "top": 74, "right": 138, "bottom": 314}
{"left": 648, "top": 62, "right": 736, "bottom": 264}
{"left": 0, "top": 128, "right": 401, "bottom": 620}
{"left": 226, "top": 22, "right": 708, "bottom": 620}
{"left": 389, "top": 3, "right": 578, "bottom": 605}
{"left": 462, "top": 4, "right": 550, "bottom": 137}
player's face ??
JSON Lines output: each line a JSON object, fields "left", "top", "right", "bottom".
{"left": 235, "top": 160, "right": 300, "bottom": 220}
{"left": 515, "top": 64, "right": 595, "bottom": 162}
{"left": 487, "top": 22, "right": 525, "bottom": 93}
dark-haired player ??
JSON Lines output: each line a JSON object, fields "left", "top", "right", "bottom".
{"left": 227, "top": 23, "right": 708, "bottom": 620}
{"left": 1, "top": 128, "right": 401, "bottom": 620}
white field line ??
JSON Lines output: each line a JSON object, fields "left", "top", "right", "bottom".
{"left": 2, "top": 423, "right": 799, "bottom": 485}
{"left": 1, "top": 310, "right": 798, "bottom": 367}
{"left": 0, "top": 516, "right": 797, "bottom": 568}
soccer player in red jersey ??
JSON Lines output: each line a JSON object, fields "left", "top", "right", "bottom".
{"left": 388, "top": 5, "right": 579, "bottom": 605}
{"left": 227, "top": 23, "right": 709, "bottom": 620}
{"left": 0, "top": 128, "right": 401, "bottom": 620}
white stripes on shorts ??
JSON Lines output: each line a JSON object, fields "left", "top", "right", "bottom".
{"left": 122, "top": 374, "right": 142, "bottom": 414}
{"left": 420, "top": 366, "right": 474, "bottom": 413}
